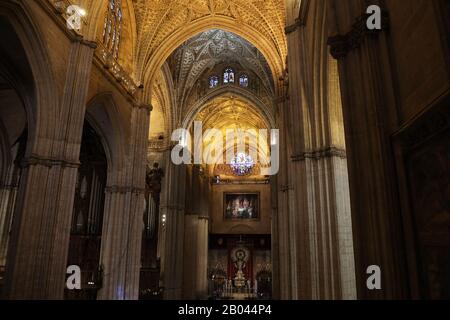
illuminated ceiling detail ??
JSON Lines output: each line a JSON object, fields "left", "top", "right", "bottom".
{"left": 132, "top": 0, "right": 287, "bottom": 78}
{"left": 168, "top": 29, "right": 274, "bottom": 108}
{"left": 196, "top": 95, "right": 269, "bottom": 130}
{"left": 149, "top": 65, "right": 174, "bottom": 141}
{"left": 195, "top": 95, "right": 271, "bottom": 167}
{"left": 81, "top": 1, "right": 285, "bottom": 151}
{"left": 84, "top": 0, "right": 287, "bottom": 83}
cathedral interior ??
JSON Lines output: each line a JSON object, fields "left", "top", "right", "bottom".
{"left": 0, "top": 0, "right": 449, "bottom": 300}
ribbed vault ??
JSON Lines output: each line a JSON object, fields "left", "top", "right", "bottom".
{"left": 82, "top": 0, "right": 287, "bottom": 86}
{"left": 193, "top": 95, "right": 271, "bottom": 169}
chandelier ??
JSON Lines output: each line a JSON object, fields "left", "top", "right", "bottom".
{"left": 230, "top": 152, "right": 254, "bottom": 176}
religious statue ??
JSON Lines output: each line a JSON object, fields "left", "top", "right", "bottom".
{"left": 146, "top": 162, "right": 164, "bottom": 195}
{"left": 231, "top": 246, "right": 249, "bottom": 289}
{"left": 143, "top": 163, "right": 164, "bottom": 238}
{"left": 234, "top": 250, "right": 246, "bottom": 271}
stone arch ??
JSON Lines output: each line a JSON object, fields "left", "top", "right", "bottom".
{"left": 85, "top": 92, "right": 128, "bottom": 183}
{"left": 0, "top": 61, "right": 28, "bottom": 175}
{"left": 182, "top": 86, "right": 276, "bottom": 130}
{"left": 141, "top": 16, "right": 285, "bottom": 94}
{"left": 0, "top": 91, "right": 26, "bottom": 274}
{"left": 147, "top": 63, "right": 176, "bottom": 141}
{"left": 0, "top": 1, "right": 58, "bottom": 158}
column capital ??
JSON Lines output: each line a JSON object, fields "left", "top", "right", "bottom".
{"left": 328, "top": 11, "right": 390, "bottom": 59}
{"left": 75, "top": 38, "right": 98, "bottom": 49}
{"left": 291, "top": 146, "right": 347, "bottom": 162}
{"left": 160, "top": 204, "right": 185, "bottom": 211}
{"left": 285, "top": 0, "right": 310, "bottom": 35}
{"left": 285, "top": 18, "right": 305, "bottom": 35}
{"left": 20, "top": 155, "right": 80, "bottom": 169}
{"left": 133, "top": 103, "right": 153, "bottom": 112}
{"left": 105, "top": 185, "right": 146, "bottom": 195}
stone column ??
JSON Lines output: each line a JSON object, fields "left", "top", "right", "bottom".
{"left": 327, "top": 0, "right": 409, "bottom": 299}
{"left": 160, "top": 154, "right": 186, "bottom": 300}
{"left": 98, "top": 104, "right": 151, "bottom": 300}
{"left": 269, "top": 174, "right": 280, "bottom": 299}
{"left": 98, "top": 188, "right": 133, "bottom": 300}
{"left": 182, "top": 213, "right": 198, "bottom": 299}
{"left": 276, "top": 0, "right": 357, "bottom": 299}
{"left": 196, "top": 215, "right": 209, "bottom": 299}
{"left": 272, "top": 93, "right": 296, "bottom": 299}
{"left": 182, "top": 165, "right": 210, "bottom": 299}
{"left": 3, "top": 40, "right": 96, "bottom": 299}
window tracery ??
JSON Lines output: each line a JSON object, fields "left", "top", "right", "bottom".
{"left": 103, "top": 0, "right": 123, "bottom": 59}
{"left": 239, "top": 74, "right": 249, "bottom": 87}
{"left": 209, "top": 76, "right": 219, "bottom": 88}
{"left": 224, "top": 68, "right": 235, "bottom": 84}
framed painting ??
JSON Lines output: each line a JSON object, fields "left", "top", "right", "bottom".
{"left": 224, "top": 193, "right": 260, "bottom": 220}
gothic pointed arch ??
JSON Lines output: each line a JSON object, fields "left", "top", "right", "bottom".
{"left": 141, "top": 17, "right": 285, "bottom": 93}
{"left": 182, "top": 86, "right": 276, "bottom": 130}
{"left": 65, "top": 120, "right": 108, "bottom": 300}
{"left": 0, "top": 1, "right": 58, "bottom": 157}
{"left": 85, "top": 92, "right": 129, "bottom": 177}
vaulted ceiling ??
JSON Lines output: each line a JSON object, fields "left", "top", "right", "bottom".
{"left": 83, "top": 0, "right": 287, "bottom": 83}
{"left": 196, "top": 95, "right": 269, "bottom": 131}
{"left": 195, "top": 94, "right": 271, "bottom": 166}
{"left": 79, "top": 0, "right": 287, "bottom": 146}
{"left": 132, "top": 0, "right": 286, "bottom": 75}
{"left": 168, "top": 29, "right": 274, "bottom": 109}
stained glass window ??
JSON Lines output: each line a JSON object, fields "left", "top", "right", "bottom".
{"left": 103, "top": 0, "right": 123, "bottom": 59}
{"left": 239, "top": 74, "right": 249, "bottom": 87}
{"left": 224, "top": 68, "right": 235, "bottom": 84}
{"left": 209, "top": 76, "right": 219, "bottom": 88}
{"left": 230, "top": 152, "right": 254, "bottom": 176}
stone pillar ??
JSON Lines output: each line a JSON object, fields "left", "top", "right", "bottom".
{"left": 182, "top": 165, "right": 210, "bottom": 299}
{"left": 182, "top": 213, "right": 198, "bottom": 299}
{"left": 98, "top": 104, "right": 151, "bottom": 300}
{"left": 276, "top": 0, "right": 357, "bottom": 299}
{"left": 98, "top": 188, "right": 133, "bottom": 299}
{"left": 269, "top": 174, "right": 280, "bottom": 299}
{"left": 3, "top": 40, "right": 95, "bottom": 299}
{"left": 4, "top": 159, "right": 80, "bottom": 300}
{"left": 196, "top": 215, "right": 209, "bottom": 299}
{"left": 327, "top": 0, "right": 409, "bottom": 299}
{"left": 278, "top": 92, "right": 303, "bottom": 300}
{"left": 160, "top": 155, "right": 186, "bottom": 299}
{"left": 273, "top": 93, "right": 296, "bottom": 299}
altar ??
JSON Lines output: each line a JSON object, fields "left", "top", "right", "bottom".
{"left": 230, "top": 293, "right": 257, "bottom": 300}
{"left": 208, "top": 235, "right": 272, "bottom": 300}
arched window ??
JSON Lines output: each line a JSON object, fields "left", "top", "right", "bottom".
{"left": 103, "top": 0, "right": 123, "bottom": 59}
{"left": 239, "top": 74, "right": 249, "bottom": 87}
{"left": 209, "top": 76, "right": 219, "bottom": 88}
{"left": 66, "top": 122, "right": 107, "bottom": 300}
{"left": 223, "top": 68, "right": 235, "bottom": 84}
